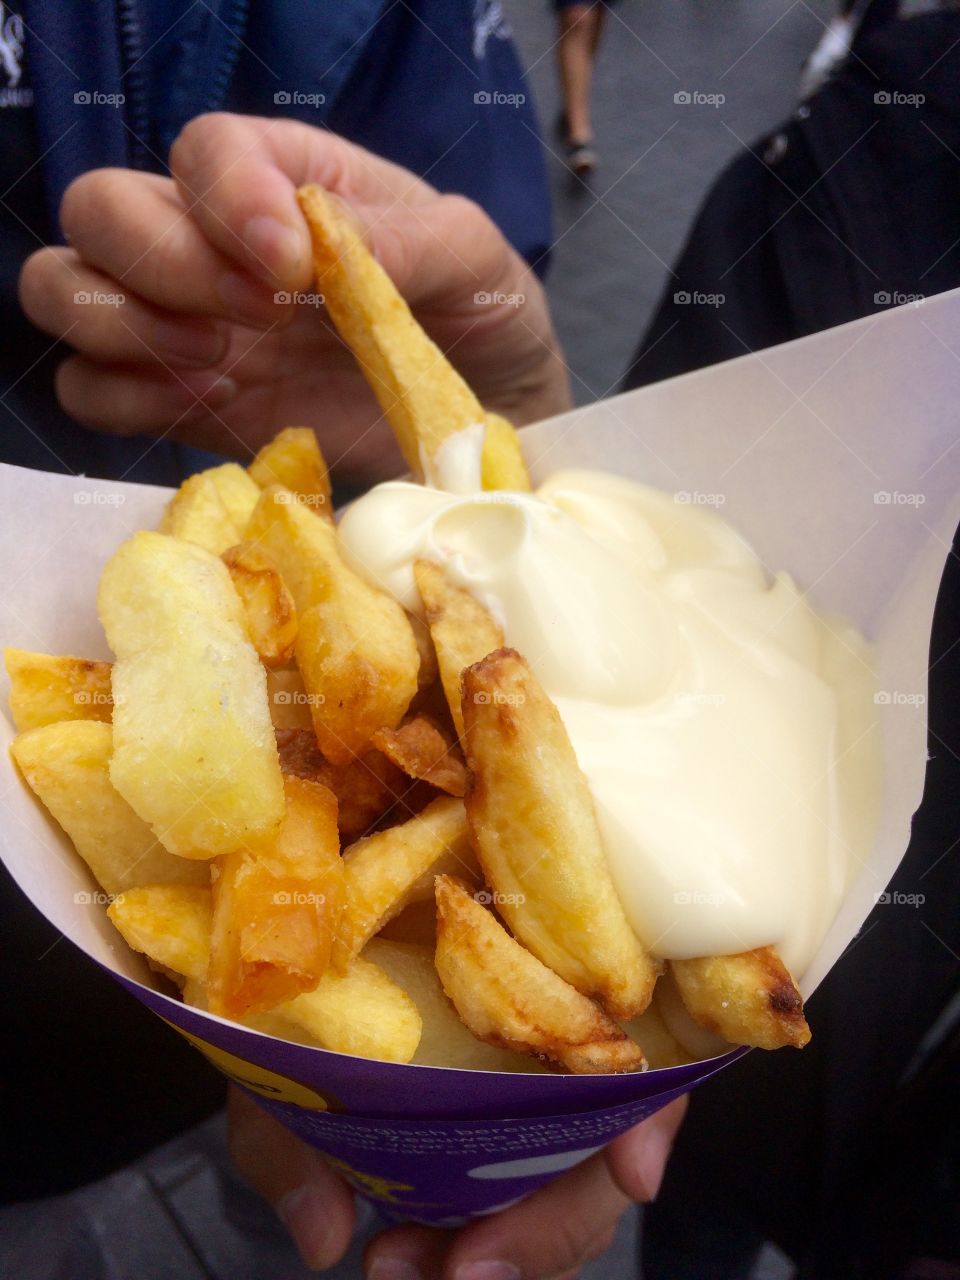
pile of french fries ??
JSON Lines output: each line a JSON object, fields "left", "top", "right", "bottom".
{"left": 6, "top": 185, "right": 810, "bottom": 1074}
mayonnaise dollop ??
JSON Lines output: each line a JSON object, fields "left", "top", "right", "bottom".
{"left": 337, "top": 469, "right": 879, "bottom": 976}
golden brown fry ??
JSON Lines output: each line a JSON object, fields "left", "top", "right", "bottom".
{"left": 207, "top": 776, "right": 344, "bottom": 1019}
{"left": 248, "top": 427, "right": 333, "bottom": 521}
{"left": 98, "top": 532, "right": 284, "bottom": 858}
{"left": 11, "top": 721, "right": 210, "bottom": 895}
{"left": 337, "top": 795, "right": 472, "bottom": 966}
{"left": 5, "top": 648, "right": 113, "bottom": 731}
{"left": 371, "top": 714, "right": 466, "bottom": 797}
{"left": 671, "top": 947, "right": 811, "bottom": 1050}
{"left": 159, "top": 463, "right": 260, "bottom": 555}
{"left": 265, "top": 669, "right": 312, "bottom": 730}
{"left": 481, "top": 412, "right": 532, "bottom": 493}
{"left": 275, "top": 726, "right": 406, "bottom": 842}
{"left": 108, "top": 884, "right": 213, "bottom": 983}
{"left": 409, "top": 612, "right": 439, "bottom": 691}
{"left": 462, "top": 648, "right": 659, "bottom": 1020}
{"left": 245, "top": 486, "right": 419, "bottom": 764}
{"left": 222, "top": 542, "right": 298, "bottom": 669}
{"left": 365, "top": 937, "right": 544, "bottom": 1071}
{"left": 296, "top": 183, "right": 531, "bottom": 492}
{"left": 413, "top": 560, "right": 503, "bottom": 741}
{"left": 434, "top": 876, "right": 646, "bottom": 1074}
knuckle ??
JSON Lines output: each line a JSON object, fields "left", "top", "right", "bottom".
{"left": 171, "top": 111, "right": 242, "bottom": 184}
{"left": 60, "top": 169, "right": 124, "bottom": 244}
{"left": 18, "top": 248, "right": 63, "bottom": 324}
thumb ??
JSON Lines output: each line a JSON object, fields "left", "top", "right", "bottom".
{"left": 227, "top": 1085, "right": 356, "bottom": 1271}
{"left": 168, "top": 112, "right": 437, "bottom": 291}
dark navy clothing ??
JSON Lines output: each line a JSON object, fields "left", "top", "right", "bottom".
{"left": 0, "top": 0, "right": 550, "bottom": 482}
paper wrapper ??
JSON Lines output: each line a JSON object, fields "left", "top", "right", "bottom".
{"left": 2, "top": 291, "right": 959, "bottom": 1224}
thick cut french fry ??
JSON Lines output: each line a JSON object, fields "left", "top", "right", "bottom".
{"left": 222, "top": 542, "right": 298, "bottom": 669}
{"left": 248, "top": 427, "right": 333, "bottom": 520}
{"left": 434, "top": 877, "right": 647, "bottom": 1074}
{"left": 481, "top": 412, "right": 532, "bottom": 493}
{"left": 98, "top": 531, "right": 284, "bottom": 857}
{"left": 5, "top": 648, "right": 113, "bottom": 731}
{"left": 413, "top": 560, "right": 503, "bottom": 741}
{"left": 296, "top": 183, "right": 531, "bottom": 492}
{"left": 337, "top": 795, "right": 472, "bottom": 965}
{"left": 365, "top": 938, "right": 544, "bottom": 1071}
{"left": 159, "top": 463, "right": 260, "bottom": 555}
{"left": 245, "top": 486, "right": 419, "bottom": 763}
{"left": 371, "top": 714, "right": 466, "bottom": 797}
{"left": 12, "top": 721, "right": 210, "bottom": 895}
{"left": 275, "top": 727, "right": 406, "bottom": 842}
{"left": 108, "top": 884, "right": 213, "bottom": 983}
{"left": 207, "top": 776, "right": 344, "bottom": 1019}
{"left": 671, "top": 947, "right": 811, "bottom": 1049}
{"left": 462, "top": 648, "right": 659, "bottom": 1020}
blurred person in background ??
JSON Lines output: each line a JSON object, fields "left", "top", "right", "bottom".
{"left": 552, "top": 0, "right": 618, "bottom": 175}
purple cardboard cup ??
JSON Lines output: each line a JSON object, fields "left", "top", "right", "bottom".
{"left": 3, "top": 293, "right": 960, "bottom": 1221}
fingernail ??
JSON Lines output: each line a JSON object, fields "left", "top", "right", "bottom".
{"left": 216, "top": 270, "right": 278, "bottom": 324}
{"left": 633, "top": 1123, "right": 673, "bottom": 1201}
{"left": 368, "top": 1260, "right": 423, "bottom": 1280}
{"left": 152, "top": 319, "right": 226, "bottom": 366}
{"left": 174, "top": 372, "right": 238, "bottom": 408}
{"left": 455, "top": 1264, "right": 521, "bottom": 1280}
{"left": 276, "top": 1185, "right": 333, "bottom": 1269}
{"left": 243, "top": 214, "right": 305, "bottom": 286}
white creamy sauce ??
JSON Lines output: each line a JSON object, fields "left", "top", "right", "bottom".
{"left": 337, "top": 467, "right": 879, "bottom": 977}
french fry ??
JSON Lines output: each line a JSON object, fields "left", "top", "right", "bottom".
{"left": 481, "top": 412, "right": 531, "bottom": 493}
{"left": 337, "top": 796, "right": 473, "bottom": 965}
{"left": 434, "top": 876, "right": 647, "bottom": 1074}
{"left": 413, "top": 560, "right": 503, "bottom": 741}
{"left": 296, "top": 183, "right": 531, "bottom": 491}
{"left": 108, "top": 884, "right": 213, "bottom": 983}
{"left": 671, "top": 948, "right": 811, "bottom": 1050}
{"left": 275, "top": 727, "right": 406, "bottom": 842}
{"left": 98, "top": 531, "right": 284, "bottom": 857}
{"left": 159, "top": 463, "right": 260, "bottom": 555}
{"left": 462, "top": 648, "right": 659, "bottom": 1020}
{"left": 371, "top": 714, "right": 466, "bottom": 797}
{"left": 207, "top": 776, "right": 345, "bottom": 1019}
{"left": 111, "top": 885, "right": 421, "bottom": 1063}
{"left": 365, "top": 938, "right": 544, "bottom": 1071}
{"left": 5, "top": 648, "right": 113, "bottom": 731}
{"left": 265, "top": 668, "right": 312, "bottom": 730}
{"left": 248, "top": 427, "right": 333, "bottom": 521}
{"left": 11, "top": 721, "right": 210, "bottom": 895}
{"left": 245, "top": 485, "right": 419, "bottom": 763}
{"left": 222, "top": 542, "right": 298, "bottom": 668}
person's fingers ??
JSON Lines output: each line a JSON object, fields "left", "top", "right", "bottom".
{"left": 60, "top": 169, "right": 282, "bottom": 326}
{"left": 19, "top": 246, "right": 229, "bottom": 368}
{"left": 227, "top": 1086, "right": 356, "bottom": 1272}
{"left": 168, "top": 113, "right": 438, "bottom": 289}
{"left": 54, "top": 354, "right": 238, "bottom": 435}
{"left": 603, "top": 1095, "right": 688, "bottom": 1203}
{"left": 364, "top": 1225, "right": 452, "bottom": 1280}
